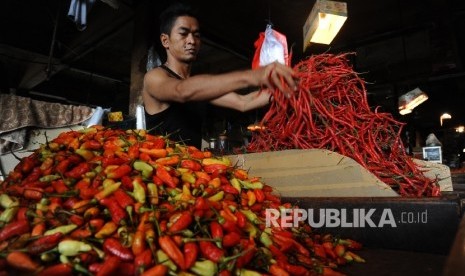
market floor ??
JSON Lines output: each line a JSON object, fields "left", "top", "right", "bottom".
{"left": 339, "top": 248, "right": 447, "bottom": 276}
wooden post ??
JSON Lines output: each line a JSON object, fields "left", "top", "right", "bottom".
{"left": 129, "top": 1, "right": 165, "bottom": 116}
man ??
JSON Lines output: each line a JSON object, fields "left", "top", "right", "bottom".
{"left": 142, "top": 3, "right": 297, "bottom": 149}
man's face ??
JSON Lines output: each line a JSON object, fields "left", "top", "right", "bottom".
{"left": 163, "top": 15, "right": 201, "bottom": 63}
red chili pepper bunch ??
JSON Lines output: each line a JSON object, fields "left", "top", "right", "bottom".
{"left": 248, "top": 53, "right": 440, "bottom": 197}
{"left": 0, "top": 126, "right": 364, "bottom": 275}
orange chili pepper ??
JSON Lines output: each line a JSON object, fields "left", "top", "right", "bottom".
{"left": 132, "top": 230, "right": 146, "bottom": 256}
{"left": 158, "top": 235, "right": 185, "bottom": 270}
{"left": 156, "top": 166, "right": 177, "bottom": 188}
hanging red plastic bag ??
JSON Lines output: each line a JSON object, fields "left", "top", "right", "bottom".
{"left": 252, "top": 24, "right": 290, "bottom": 69}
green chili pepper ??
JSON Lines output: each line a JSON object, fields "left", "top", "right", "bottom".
{"left": 0, "top": 194, "right": 14, "bottom": 209}
{"left": 235, "top": 268, "right": 262, "bottom": 276}
{"left": 260, "top": 232, "right": 273, "bottom": 247}
{"left": 155, "top": 249, "right": 177, "bottom": 271}
{"left": 147, "top": 183, "right": 159, "bottom": 205}
{"left": 0, "top": 199, "right": 19, "bottom": 224}
{"left": 189, "top": 260, "right": 217, "bottom": 276}
{"left": 208, "top": 191, "right": 224, "bottom": 202}
{"left": 240, "top": 209, "right": 261, "bottom": 224}
{"left": 133, "top": 160, "right": 153, "bottom": 172}
{"left": 58, "top": 240, "right": 92, "bottom": 256}
{"left": 44, "top": 224, "right": 77, "bottom": 236}
{"left": 133, "top": 180, "right": 146, "bottom": 204}
{"left": 39, "top": 174, "right": 61, "bottom": 182}
{"left": 230, "top": 178, "right": 242, "bottom": 193}
{"left": 238, "top": 179, "right": 264, "bottom": 189}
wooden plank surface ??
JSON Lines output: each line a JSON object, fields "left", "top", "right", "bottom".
{"left": 227, "top": 149, "right": 399, "bottom": 197}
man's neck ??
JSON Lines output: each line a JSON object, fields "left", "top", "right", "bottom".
{"left": 164, "top": 59, "right": 191, "bottom": 79}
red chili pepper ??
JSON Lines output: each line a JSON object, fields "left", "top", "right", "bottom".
{"left": 132, "top": 230, "right": 146, "bottom": 256}
{"left": 199, "top": 241, "right": 224, "bottom": 263}
{"left": 127, "top": 144, "right": 140, "bottom": 160}
{"left": 155, "top": 155, "right": 180, "bottom": 166}
{"left": 181, "top": 159, "right": 202, "bottom": 171}
{"left": 23, "top": 187, "right": 43, "bottom": 200}
{"left": 134, "top": 249, "right": 153, "bottom": 273}
{"left": 194, "top": 196, "right": 209, "bottom": 211}
{"left": 221, "top": 220, "right": 240, "bottom": 234}
{"left": 269, "top": 264, "right": 290, "bottom": 276}
{"left": 36, "top": 263, "right": 72, "bottom": 276}
{"left": 158, "top": 235, "right": 185, "bottom": 270}
{"left": 218, "top": 270, "right": 232, "bottom": 276}
{"left": 156, "top": 166, "right": 177, "bottom": 188}
{"left": 284, "top": 263, "right": 309, "bottom": 276}
{"left": 0, "top": 219, "right": 30, "bottom": 242}
{"left": 114, "top": 189, "right": 135, "bottom": 209}
{"left": 222, "top": 231, "right": 241, "bottom": 248}
{"left": 96, "top": 255, "right": 120, "bottom": 276}
{"left": 70, "top": 228, "right": 92, "bottom": 239}
{"left": 168, "top": 211, "right": 193, "bottom": 233}
{"left": 23, "top": 167, "right": 41, "bottom": 183}
{"left": 101, "top": 156, "right": 127, "bottom": 168}
{"left": 15, "top": 207, "right": 28, "bottom": 221}
{"left": 253, "top": 188, "right": 265, "bottom": 202}
{"left": 189, "top": 150, "right": 206, "bottom": 159}
{"left": 103, "top": 238, "right": 134, "bottom": 261}
{"left": 339, "top": 238, "right": 363, "bottom": 250}
{"left": 106, "top": 164, "right": 132, "bottom": 179}
{"left": 183, "top": 242, "right": 199, "bottom": 269}
{"left": 235, "top": 211, "right": 247, "bottom": 228}
{"left": 222, "top": 184, "right": 239, "bottom": 195}
{"left": 141, "top": 264, "right": 168, "bottom": 276}
{"left": 99, "top": 197, "right": 127, "bottom": 225}
{"left": 80, "top": 139, "right": 102, "bottom": 150}
{"left": 51, "top": 179, "right": 70, "bottom": 194}
{"left": 66, "top": 212, "right": 83, "bottom": 225}
{"left": 27, "top": 232, "right": 63, "bottom": 255}
{"left": 210, "top": 221, "right": 223, "bottom": 240}
{"left": 6, "top": 251, "right": 40, "bottom": 272}
{"left": 235, "top": 239, "right": 256, "bottom": 268}
{"left": 203, "top": 164, "right": 228, "bottom": 174}
{"left": 139, "top": 148, "right": 168, "bottom": 159}
{"left": 117, "top": 262, "right": 135, "bottom": 276}
{"left": 65, "top": 162, "right": 90, "bottom": 179}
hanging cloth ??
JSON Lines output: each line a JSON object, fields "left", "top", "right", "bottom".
{"left": 67, "top": 0, "right": 97, "bottom": 31}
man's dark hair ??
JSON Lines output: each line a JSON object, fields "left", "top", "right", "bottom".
{"left": 159, "top": 2, "right": 198, "bottom": 35}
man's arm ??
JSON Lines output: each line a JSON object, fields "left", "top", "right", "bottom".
{"left": 209, "top": 89, "right": 272, "bottom": 112}
{"left": 143, "top": 62, "right": 296, "bottom": 103}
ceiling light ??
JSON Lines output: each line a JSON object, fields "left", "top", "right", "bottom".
{"left": 398, "top": 87, "right": 428, "bottom": 115}
{"left": 303, "top": 0, "right": 348, "bottom": 51}
{"left": 440, "top": 113, "right": 452, "bottom": 126}
{"left": 456, "top": 126, "right": 464, "bottom": 133}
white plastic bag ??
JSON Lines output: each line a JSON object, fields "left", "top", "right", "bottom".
{"left": 252, "top": 24, "right": 289, "bottom": 69}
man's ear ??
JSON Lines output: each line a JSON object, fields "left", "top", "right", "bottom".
{"left": 160, "top": 33, "right": 169, "bottom": 48}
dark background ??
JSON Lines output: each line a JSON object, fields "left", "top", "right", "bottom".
{"left": 1, "top": 0, "right": 464, "bottom": 165}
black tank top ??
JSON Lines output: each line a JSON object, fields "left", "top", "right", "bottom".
{"left": 145, "top": 65, "right": 205, "bottom": 149}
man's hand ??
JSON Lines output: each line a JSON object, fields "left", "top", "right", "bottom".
{"left": 256, "top": 61, "right": 298, "bottom": 97}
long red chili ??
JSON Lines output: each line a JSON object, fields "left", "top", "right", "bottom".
{"left": 96, "top": 255, "right": 120, "bottom": 276}
{"left": 168, "top": 211, "right": 193, "bottom": 233}
{"left": 183, "top": 242, "right": 199, "bottom": 269}
{"left": 0, "top": 219, "right": 30, "bottom": 242}
{"left": 103, "top": 237, "right": 134, "bottom": 261}
{"left": 27, "top": 232, "right": 63, "bottom": 255}
{"left": 158, "top": 235, "right": 186, "bottom": 270}
{"left": 199, "top": 240, "right": 224, "bottom": 263}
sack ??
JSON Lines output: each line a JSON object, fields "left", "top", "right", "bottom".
{"left": 252, "top": 24, "right": 289, "bottom": 69}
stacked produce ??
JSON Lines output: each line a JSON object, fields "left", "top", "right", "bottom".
{"left": 0, "top": 126, "right": 364, "bottom": 275}
{"left": 249, "top": 53, "right": 440, "bottom": 197}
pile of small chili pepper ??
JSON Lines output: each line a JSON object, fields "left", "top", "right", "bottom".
{"left": 0, "top": 126, "right": 364, "bottom": 275}
{"left": 248, "top": 53, "right": 440, "bottom": 197}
